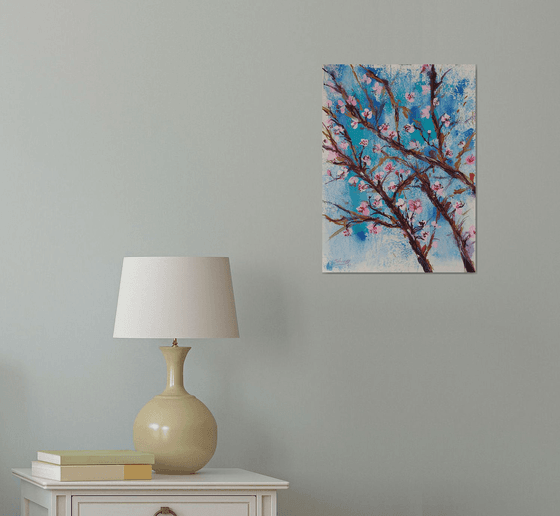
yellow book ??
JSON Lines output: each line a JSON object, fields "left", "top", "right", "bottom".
{"left": 37, "top": 450, "right": 155, "bottom": 465}
{"left": 31, "top": 461, "right": 152, "bottom": 481}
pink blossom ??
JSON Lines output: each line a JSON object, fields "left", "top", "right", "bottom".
{"left": 432, "top": 241, "right": 438, "bottom": 249}
{"left": 357, "top": 201, "right": 370, "bottom": 216}
{"left": 383, "top": 162, "right": 396, "bottom": 173}
{"left": 372, "top": 82, "right": 383, "bottom": 95}
{"left": 362, "top": 74, "right": 372, "bottom": 84}
{"left": 440, "top": 113, "right": 451, "bottom": 127}
{"left": 402, "top": 169, "right": 411, "bottom": 177}
{"left": 359, "top": 139, "right": 369, "bottom": 146}
{"left": 326, "top": 150, "right": 337, "bottom": 161}
{"left": 326, "top": 169, "right": 332, "bottom": 177}
{"left": 409, "top": 140, "right": 419, "bottom": 149}
{"left": 348, "top": 176, "right": 359, "bottom": 186}
{"left": 465, "top": 155, "right": 476, "bottom": 165}
{"left": 403, "top": 124, "right": 415, "bottom": 133}
{"left": 458, "top": 140, "right": 465, "bottom": 148}
{"left": 358, "top": 181, "right": 368, "bottom": 192}
{"left": 367, "top": 223, "right": 382, "bottom": 235}
{"left": 405, "top": 92, "right": 415, "bottom": 102}
{"left": 362, "top": 155, "right": 371, "bottom": 166}
{"left": 388, "top": 130, "right": 397, "bottom": 139}
{"left": 431, "top": 221, "right": 441, "bottom": 228}
{"left": 432, "top": 97, "right": 439, "bottom": 106}
{"left": 337, "top": 100, "right": 346, "bottom": 114}
{"left": 373, "top": 144, "right": 382, "bottom": 153}
{"left": 421, "top": 64, "right": 430, "bottom": 73}
{"left": 374, "top": 171, "right": 384, "bottom": 182}
{"left": 362, "top": 108, "right": 373, "bottom": 119}
{"left": 350, "top": 119, "right": 359, "bottom": 129}
{"left": 347, "top": 96, "right": 357, "bottom": 106}
{"left": 396, "top": 198, "right": 406, "bottom": 210}
{"left": 387, "top": 181, "right": 397, "bottom": 192}
{"left": 454, "top": 201, "right": 464, "bottom": 216}
{"left": 379, "top": 123, "right": 389, "bottom": 133}
{"left": 343, "top": 227, "right": 352, "bottom": 237}
{"left": 409, "top": 199, "right": 422, "bottom": 214}
{"left": 445, "top": 148, "right": 453, "bottom": 157}
{"left": 421, "top": 106, "right": 431, "bottom": 118}
{"left": 372, "top": 194, "right": 383, "bottom": 208}
{"left": 421, "top": 230, "right": 430, "bottom": 241}
{"left": 422, "top": 85, "right": 430, "bottom": 95}
{"left": 333, "top": 125, "right": 344, "bottom": 135}
{"left": 431, "top": 181, "right": 444, "bottom": 194}
{"left": 326, "top": 99, "right": 333, "bottom": 107}
{"left": 469, "top": 225, "right": 476, "bottom": 239}
{"left": 338, "top": 168, "right": 349, "bottom": 179}
{"left": 340, "top": 141, "right": 349, "bottom": 150}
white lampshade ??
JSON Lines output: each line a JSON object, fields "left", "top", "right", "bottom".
{"left": 113, "top": 257, "right": 239, "bottom": 339}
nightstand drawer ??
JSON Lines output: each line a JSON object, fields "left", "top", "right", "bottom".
{"left": 72, "top": 495, "right": 256, "bottom": 516}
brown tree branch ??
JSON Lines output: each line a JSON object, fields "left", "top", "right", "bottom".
{"left": 415, "top": 169, "right": 475, "bottom": 272}
{"left": 361, "top": 66, "right": 401, "bottom": 133}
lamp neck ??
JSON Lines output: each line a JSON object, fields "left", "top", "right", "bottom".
{"left": 159, "top": 345, "right": 191, "bottom": 395}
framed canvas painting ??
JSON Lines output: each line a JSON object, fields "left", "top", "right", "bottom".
{"left": 322, "top": 64, "right": 476, "bottom": 273}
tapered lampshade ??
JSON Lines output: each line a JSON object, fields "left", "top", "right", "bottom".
{"left": 113, "top": 256, "right": 239, "bottom": 474}
{"left": 114, "top": 256, "right": 239, "bottom": 339}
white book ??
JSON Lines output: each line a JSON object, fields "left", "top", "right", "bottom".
{"left": 37, "top": 450, "right": 155, "bottom": 465}
{"left": 31, "top": 461, "right": 152, "bottom": 481}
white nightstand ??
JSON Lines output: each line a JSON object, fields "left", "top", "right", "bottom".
{"left": 12, "top": 467, "right": 289, "bottom": 516}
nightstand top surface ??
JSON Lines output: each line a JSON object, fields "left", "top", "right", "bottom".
{"left": 12, "top": 467, "right": 289, "bottom": 491}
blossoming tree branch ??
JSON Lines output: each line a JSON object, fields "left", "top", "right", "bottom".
{"left": 322, "top": 64, "right": 476, "bottom": 273}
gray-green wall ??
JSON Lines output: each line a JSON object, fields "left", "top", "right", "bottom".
{"left": 2, "top": 1, "right": 559, "bottom": 515}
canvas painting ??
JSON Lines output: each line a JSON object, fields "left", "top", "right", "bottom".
{"left": 322, "top": 64, "right": 476, "bottom": 273}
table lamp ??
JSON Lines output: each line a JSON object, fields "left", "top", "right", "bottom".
{"left": 113, "top": 257, "right": 239, "bottom": 474}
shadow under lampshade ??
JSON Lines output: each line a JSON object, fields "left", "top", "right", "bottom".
{"left": 113, "top": 256, "right": 239, "bottom": 474}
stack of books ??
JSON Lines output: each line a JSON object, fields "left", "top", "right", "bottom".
{"left": 31, "top": 450, "right": 155, "bottom": 481}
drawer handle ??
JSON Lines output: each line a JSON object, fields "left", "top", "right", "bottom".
{"left": 154, "top": 508, "right": 177, "bottom": 516}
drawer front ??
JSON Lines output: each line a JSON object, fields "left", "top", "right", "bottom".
{"left": 72, "top": 495, "right": 256, "bottom": 516}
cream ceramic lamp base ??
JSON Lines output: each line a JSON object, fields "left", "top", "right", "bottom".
{"left": 133, "top": 346, "right": 217, "bottom": 474}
